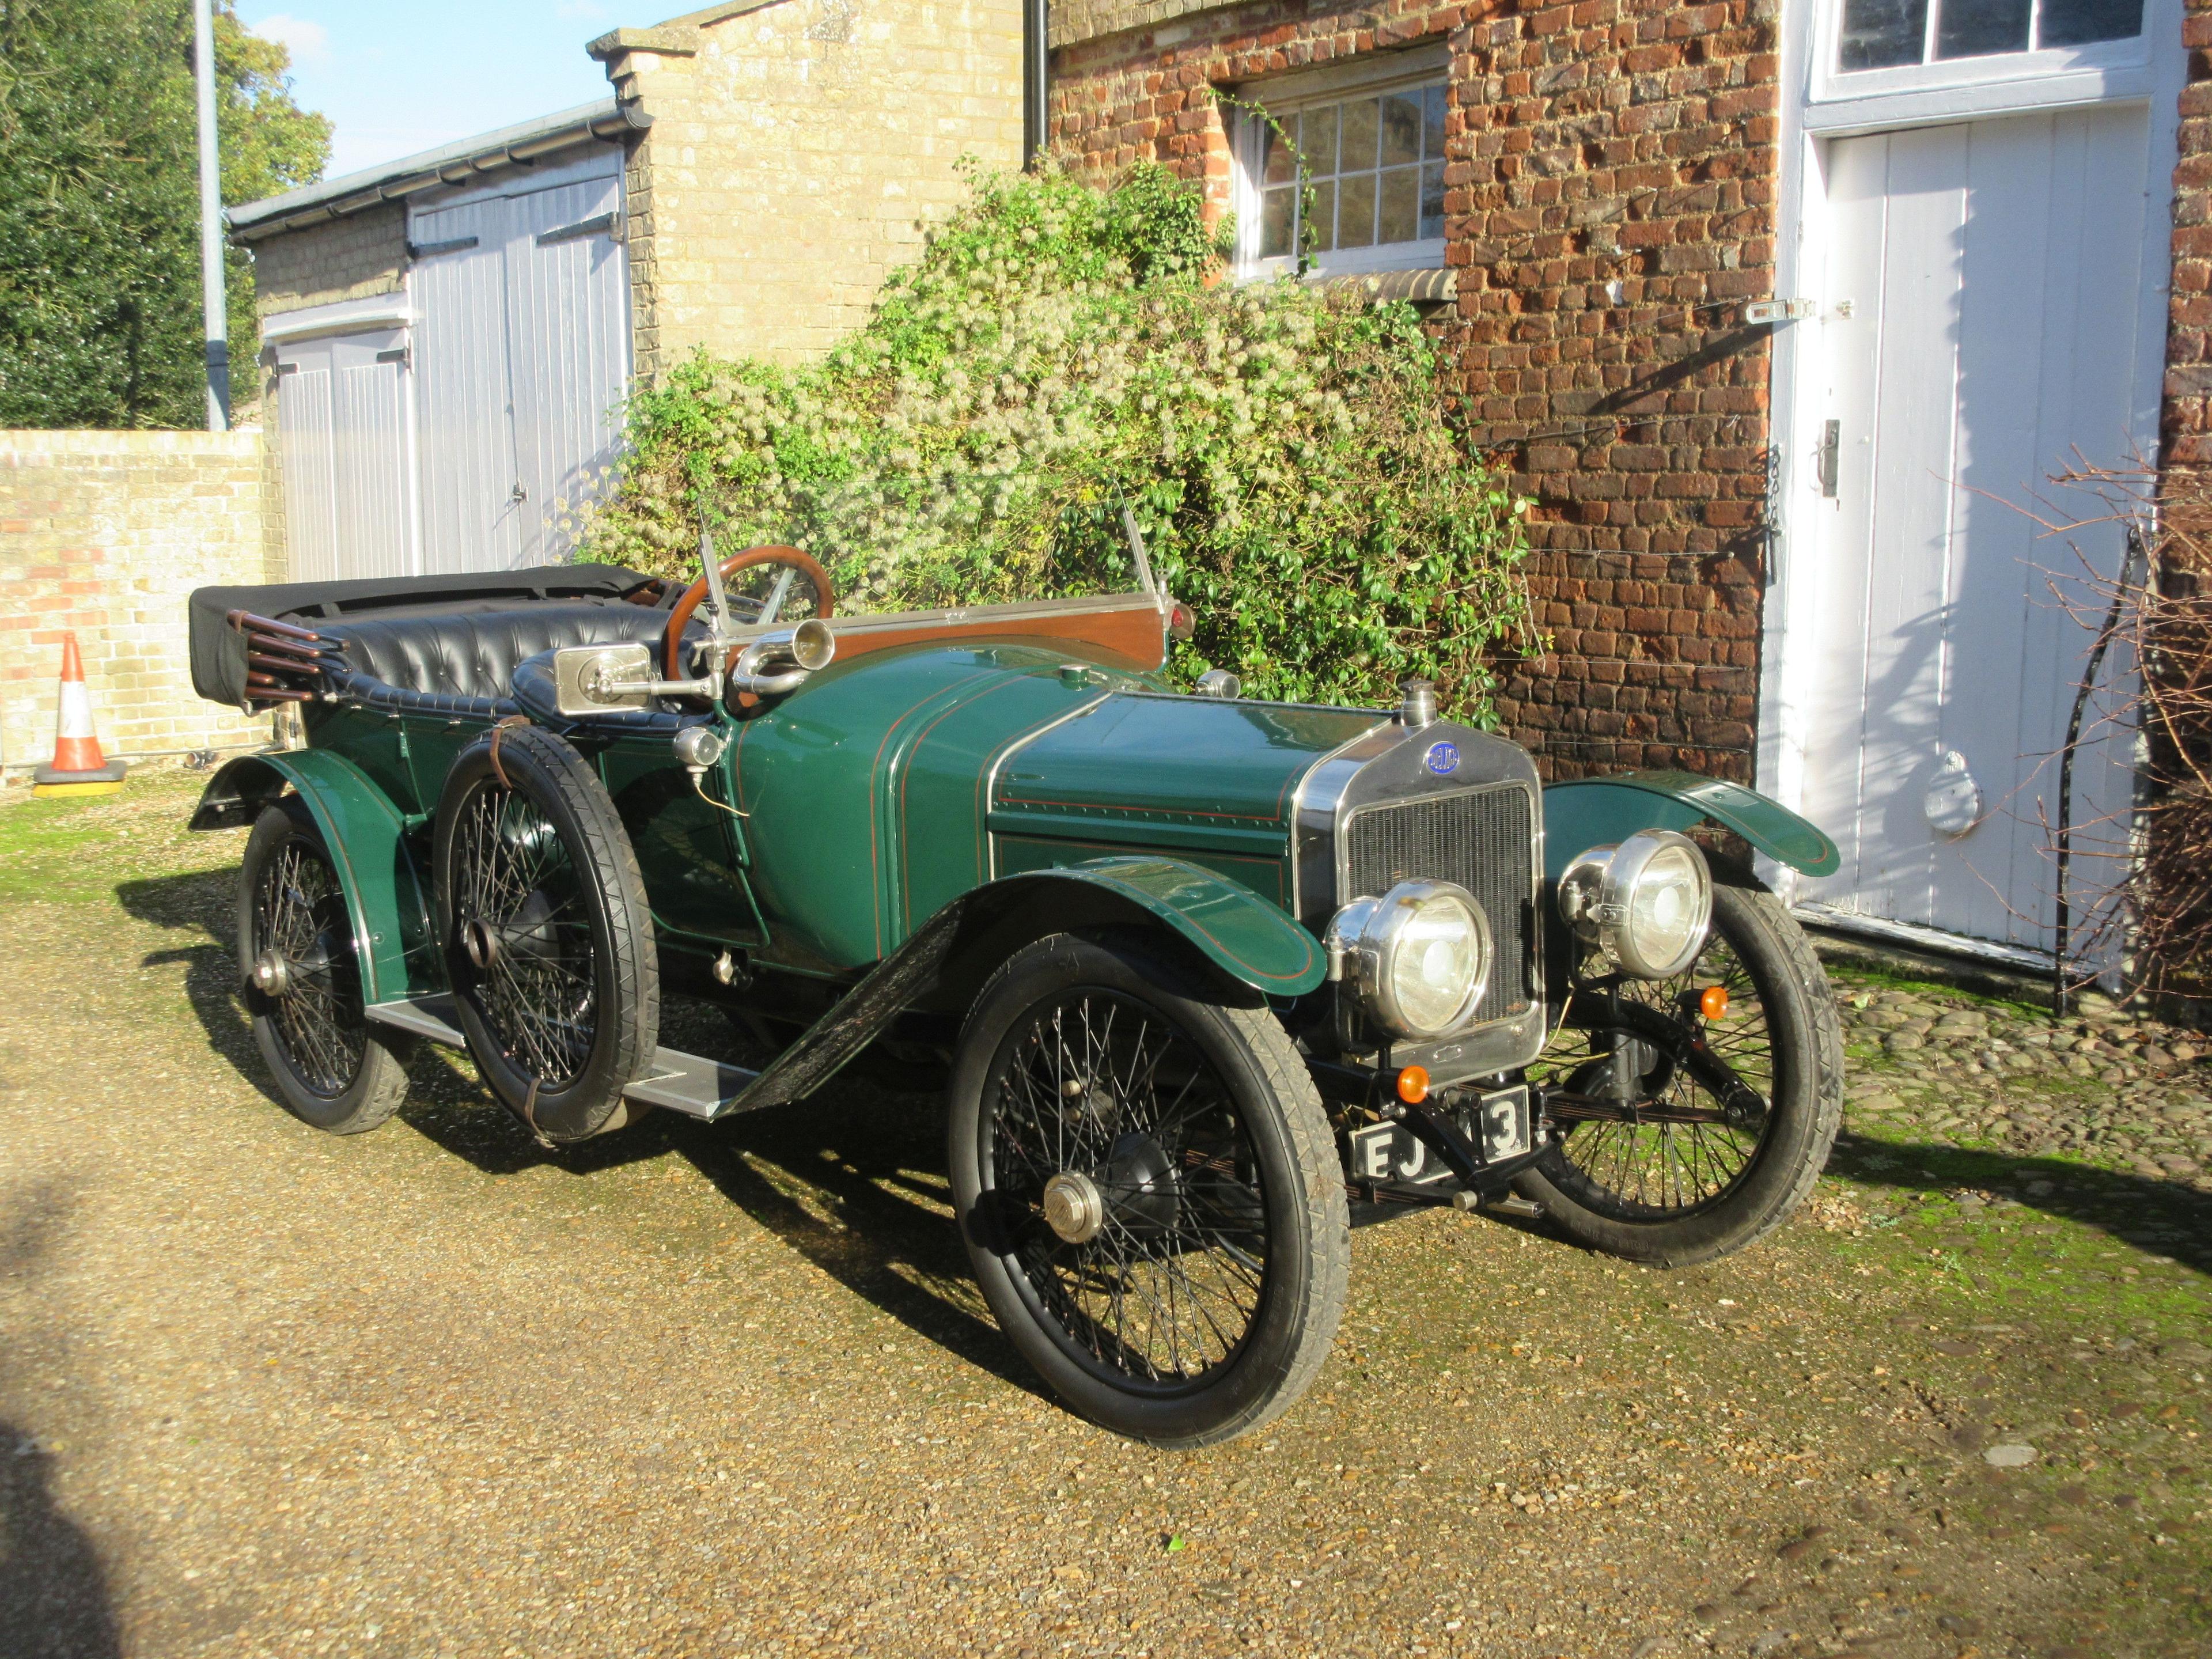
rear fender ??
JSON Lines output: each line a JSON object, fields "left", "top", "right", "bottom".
{"left": 1541, "top": 770, "right": 1840, "bottom": 880}
{"left": 190, "top": 751, "right": 437, "bottom": 1003}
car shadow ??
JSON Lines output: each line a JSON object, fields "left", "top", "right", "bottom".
{"left": 666, "top": 1096, "right": 1038, "bottom": 1392}
{"left": 1820, "top": 1130, "right": 2212, "bottom": 1274}
{"left": 112, "top": 877, "right": 1032, "bottom": 1391}
{"left": 0, "top": 1191, "right": 120, "bottom": 1659}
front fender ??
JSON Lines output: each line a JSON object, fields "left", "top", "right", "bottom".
{"left": 190, "top": 751, "right": 436, "bottom": 1003}
{"left": 720, "top": 854, "right": 1323, "bottom": 1117}
{"left": 1541, "top": 770, "right": 1839, "bottom": 879}
{"left": 982, "top": 857, "right": 1327, "bottom": 996}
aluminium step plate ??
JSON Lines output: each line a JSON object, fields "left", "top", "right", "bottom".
{"left": 364, "top": 995, "right": 465, "bottom": 1046}
{"left": 623, "top": 1048, "right": 760, "bottom": 1120}
{"left": 362, "top": 998, "right": 757, "bottom": 1121}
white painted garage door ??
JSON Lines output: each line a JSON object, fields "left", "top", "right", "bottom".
{"left": 1789, "top": 103, "right": 2164, "bottom": 957}
{"left": 271, "top": 326, "right": 414, "bottom": 585}
{"left": 410, "top": 170, "right": 631, "bottom": 574}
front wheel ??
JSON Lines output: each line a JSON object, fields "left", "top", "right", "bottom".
{"left": 947, "top": 932, "right": 1349, "bottom": 1448}
{"left": 1518, "top": 874, "right": 1844, "bottom": 1266}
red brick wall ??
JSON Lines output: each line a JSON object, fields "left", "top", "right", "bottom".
{"left": 2166, "top": 0, "right": 2212, "bottom": 478}
{"left": 1051, "top": 0, "right": 1781, "bottom": 781}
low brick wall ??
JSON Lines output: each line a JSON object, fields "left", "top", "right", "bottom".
{"left": 0, "top": 429, "right": 282, "bottom": 780}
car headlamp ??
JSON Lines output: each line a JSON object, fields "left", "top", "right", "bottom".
{"left": 1556, "top": 828, "right": 1713, "bottom": 979}
{"left": 1324, "top": 879, "right": 1493, "bottom": 1040}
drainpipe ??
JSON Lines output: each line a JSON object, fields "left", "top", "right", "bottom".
{"left": 1022, "top": 0, "right": 1048, "bottom": 169}
{"left": 193, "top": 0, "right": 230, "bottom": 430}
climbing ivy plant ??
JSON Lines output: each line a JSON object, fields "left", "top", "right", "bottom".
{"left": 586, "top": 161, "right": 1536, "bottom": 719}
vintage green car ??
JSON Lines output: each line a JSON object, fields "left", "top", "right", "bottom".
{"left": 187, "top": 540, "right": 1844, "bottom": 1446}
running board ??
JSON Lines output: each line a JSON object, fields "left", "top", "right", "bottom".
{"left": 366, "top": 993, "right": 464, "bottom": 1046}
{"left": 363, "top": 996, "right": 762, "bottom": 1122}
{"left": 623, "top": 1050, "right": 762, "bottom": 1120}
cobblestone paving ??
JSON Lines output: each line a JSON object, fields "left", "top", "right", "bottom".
{"left": 1835, "top": 983, "right": 2212, "bottom": 1190}
{"left": 0, "top": 777, "right": 2205, "bottom": 1659}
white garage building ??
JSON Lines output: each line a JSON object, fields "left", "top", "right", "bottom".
{"left": 230, "top": 100, "right": 643, "bottom": 584}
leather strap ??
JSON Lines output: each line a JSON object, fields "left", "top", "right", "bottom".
{"left": 486, "top": 714, "right": 532, "bottom": 791}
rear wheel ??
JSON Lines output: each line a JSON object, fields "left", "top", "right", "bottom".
{"left": 238, "top": 801, "right": 414, "bottom": 1134}
{"left": 1518, "top": 876, "right": 1843, "bottom": 1265}
{"left": 434, "top": 726, "right": 659, "bottom": 1142}
{"left": 948, "top": 932, "right": 1348, "bottom": 1447}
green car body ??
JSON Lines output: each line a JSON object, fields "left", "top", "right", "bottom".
{"left": 194, "top": 615, "right": 1837, "bottom": 1104}
{"left": 187, "top": 560, "right": 1849, "bottom": 1446}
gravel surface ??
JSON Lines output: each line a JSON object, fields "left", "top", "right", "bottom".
{"left": 0, "top": 774, "right": 2206, "bottom": 1659}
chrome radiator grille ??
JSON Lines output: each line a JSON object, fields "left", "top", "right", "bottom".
{"left": 1342, "top": 785, "right": 1536, "bottom": 1025}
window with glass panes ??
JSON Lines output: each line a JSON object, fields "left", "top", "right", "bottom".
{"left": 1244, "top": 80, "right": 1448, "bottom": 273}
{"left": 1836, "top": 0, "right": 2142, "bottom": 69}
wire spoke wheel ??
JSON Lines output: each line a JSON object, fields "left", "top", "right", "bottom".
{"left": 449, "top": 783, "right": 598, "bottom": 1091}
{"left": 1518, "top": 878, "right": 1844, "bottom": 1266}
{"left": 237, "top": 802, "right": 413, "bottom": 1135}
{"left": 949, "top": 931, "right": 1347, "bottom": 1448}
{"left": 431, "top": 724, "right": 659, "bottom": 1144}
{"left": 987, "top": 988, "right": 1270, "bottom": 1388}
{"left": 251, "top": 836, "right": 366, "bottom": 1098}
{"left": 1532, "top": 923, "right": 1775, "bottom": 1220}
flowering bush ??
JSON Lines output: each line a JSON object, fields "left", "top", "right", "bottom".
{"left": 586, "top": 162, "right": 1536, "bottom": 718}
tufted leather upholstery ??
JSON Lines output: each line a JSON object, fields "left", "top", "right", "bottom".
{"left": 323, "top": 603, "right": 675, "bottom": 710}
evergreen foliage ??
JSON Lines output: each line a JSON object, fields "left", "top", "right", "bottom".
{"left": 0, "top": 0, "right": 328, "bottom": 427}
{"left": 589, "top": 164, "right": 1536, "bottom": 720}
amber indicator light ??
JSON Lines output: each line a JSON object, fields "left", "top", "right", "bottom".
{"left": 1395, "top": 1065, "right": 1430, "bottom": 1104}
{"left": 1699, "top": 985, "right": 1729, "bottom": 1021}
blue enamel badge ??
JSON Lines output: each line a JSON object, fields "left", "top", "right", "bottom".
{"left": 1423, "top": 741, "right": 1460, "bottom": 777}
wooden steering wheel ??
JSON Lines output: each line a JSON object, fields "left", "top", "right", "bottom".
{"left": 663, "top": 545, "right": 836, "bottom": 680}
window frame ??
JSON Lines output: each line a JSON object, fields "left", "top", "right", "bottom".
{"left": 1228, "top": 48, "right": 1452, "bottom": 283}
{"left": 1810, "top": 0, "right": 2151, "bottom": 108}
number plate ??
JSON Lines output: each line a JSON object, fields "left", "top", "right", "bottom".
{"left": 1347, "top": 1085, "right": 1531, "bottom": 1185}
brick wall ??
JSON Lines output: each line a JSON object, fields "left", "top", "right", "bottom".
{"left": 1050, "top": 0, "right": 1778, "bottom": 782}
{"left": 596, "top": 0, "right": 1028, "bottom": 377}
{"left": 249, "top": 203, "right": 409, "bottom": 319}
{"left": 2167, "top": 0, "right": 2212, "bottom": 478}
{"left": 0, "top": 430, "right": 282, "bottom": 779}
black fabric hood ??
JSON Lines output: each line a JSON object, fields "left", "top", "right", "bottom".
{"left": 188, "top": 563, "right": 656, "bottom": 708}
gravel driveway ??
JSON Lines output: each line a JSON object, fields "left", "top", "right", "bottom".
{"left": 1, "top": 775, "right": 2206, "bottom": 1659}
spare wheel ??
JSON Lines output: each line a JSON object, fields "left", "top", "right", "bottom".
{"left": 433, "top": 724, "right": 660, "bottom": 1142}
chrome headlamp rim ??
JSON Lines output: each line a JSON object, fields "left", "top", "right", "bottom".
{"left": 1556, "top": 827, "right": 1714, "bottom": 979}
{"left": 1324, "top": 877, "right": 1494, "bottom": 1040}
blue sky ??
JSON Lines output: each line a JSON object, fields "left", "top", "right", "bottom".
{"left": 243, "top": 3, "right": 623, "bottom": 181}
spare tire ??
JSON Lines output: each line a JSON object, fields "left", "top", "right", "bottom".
{"left": 433, "top": 724, "right": 660, "bottom": 1141}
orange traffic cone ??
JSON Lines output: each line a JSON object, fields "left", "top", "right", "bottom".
{"left": 32, "top": 633, "right": 127, "bottom": 798}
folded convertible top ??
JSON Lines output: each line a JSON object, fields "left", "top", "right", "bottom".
{"left": 188, "top": 563, "right": 657, "bottom": 709}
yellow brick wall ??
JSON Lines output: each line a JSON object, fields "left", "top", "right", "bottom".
{"left": 249, "top": 203, "right": 410, "bottom": 319}
{"left": 0, "top": 430, "right": 283, "bottom": 779}
{"left": 604, "top": 0, "right": 1027, "bottom": 376}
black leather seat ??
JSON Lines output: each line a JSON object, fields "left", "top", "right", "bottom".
{"left": 322, "top": 603, "right": 675, "bottom": 718}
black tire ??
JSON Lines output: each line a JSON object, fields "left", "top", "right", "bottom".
{"left": 433, "top": 726, "right": 659, "bottom": 1142}
{"left": 947, "top": 931, "right": 1349, "bottom": 1448}
{"left": 1517, "top": 874, "right": 1844, "bottom": 1266}
{"left": 238, "top": 801, "right": 414, "bottom": 1134}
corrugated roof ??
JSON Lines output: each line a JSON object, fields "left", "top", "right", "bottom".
{"left": 226, "top": 98, "right": 648, "bottom": 242}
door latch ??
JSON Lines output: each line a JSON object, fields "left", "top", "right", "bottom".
{"left": 1744, "top": 298, "right": 1817, "bottom": 325}
{"left": 1816, "top": 420, "right": 1840, "bottom": 499}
